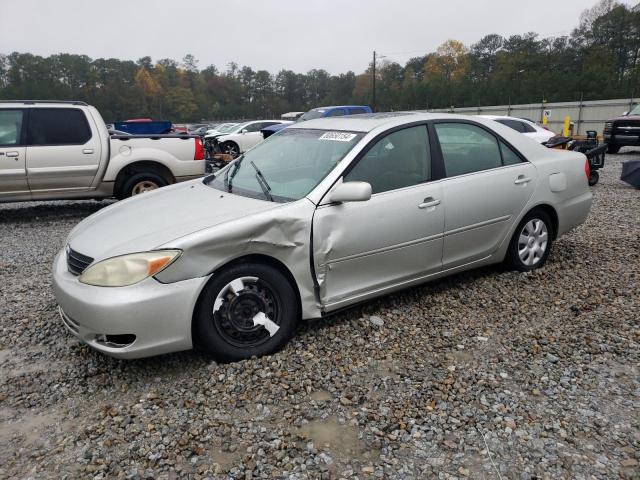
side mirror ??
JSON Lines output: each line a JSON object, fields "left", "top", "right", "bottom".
{"left": 241, "top": 129, "right": 248, "bottom": 134}
{"left": 328, "top": 181, "right": 372, "bottom": 203}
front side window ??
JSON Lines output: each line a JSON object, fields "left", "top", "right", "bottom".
{"left": 27, "top": 108, "right": 91, "bottom": 145}
{"left": 435, "top": 123, "right": 502, "bottom": 177}
{"left": 206, "top": 128, "right": 363, "bottom": 202}
{"left": 345, "top": 125, "right": 431, "bottom": 194}
{"left": 242, "top": 122, "right": 264, "bottom": 133}
{"left": 0, "top": 109, "right": 23, "bottom": 146}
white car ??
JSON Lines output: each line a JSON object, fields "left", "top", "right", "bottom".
{"left": 212, "top": 120, "right": 291, "bottom": 158}
{"left": 479, "top": 115, "right": 555, "bottom": 144}
{"left": 204, "top": 123, "right": 237, "bottom": 137}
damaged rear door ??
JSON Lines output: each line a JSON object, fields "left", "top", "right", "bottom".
{"left": 313, "top": 124, "right": 444, "bottom": 309}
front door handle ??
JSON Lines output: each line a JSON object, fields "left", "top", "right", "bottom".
{"left": 418, "top": 197, "right": 441, "bottom": 209}
{"left": 83, "top": 149, "right": 94, "bottom": 154}
{"left": 5, "top": 151, "right": 19, "bottom": 158}
{"left": 514, "top": 175, "right": 532, "bottom": 185}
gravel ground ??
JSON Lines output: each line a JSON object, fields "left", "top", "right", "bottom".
{"left": 0, "top": 153, "right": 638, "bottom": 480}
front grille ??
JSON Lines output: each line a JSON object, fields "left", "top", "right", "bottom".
{"left": 67, "top": 247, "right": 93, "bottom": 276}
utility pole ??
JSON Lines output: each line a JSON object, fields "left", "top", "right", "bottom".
{"left": 372, "top": 50, "right": 376, "bottom": 113}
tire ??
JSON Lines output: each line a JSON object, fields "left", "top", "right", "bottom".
{"left": 588, "top": 170, "right": 600, "bottom": 186}
{"left": 506, "top": 209, "right": 554, "bottom": 272}
{"left": 120, "top": 172, "right": 168, "bottom": 199}
{"left": 193, "top": 263, "right": 298, "bottom": 362}
{"left": 221, "top": 141, "right": 240, "bottom": 159}
{"left": 607, "top": 144, "right": 621, "bottom": 154}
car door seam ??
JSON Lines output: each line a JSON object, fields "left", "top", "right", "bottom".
{"left": 444, "top": 215, "right": 511, "bottom": 237}
{"left": 321, "top": 232, "right": 445, "bottom": 267}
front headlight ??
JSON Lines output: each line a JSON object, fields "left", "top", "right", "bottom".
{"left": 79, "top": 250, "right": 181, "bottom": 287}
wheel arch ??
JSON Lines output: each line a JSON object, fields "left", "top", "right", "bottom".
{"left": 191, "top": 253, "right": 303, "bottom": 341}
{"left": 114, "top": 160, "right": 176, "bottom": 198}
{"left": 528, "top": 203, "right": 559, "bottom": 239}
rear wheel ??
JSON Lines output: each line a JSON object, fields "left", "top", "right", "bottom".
{"left": 193, "top": 263, "right": 298, "bottom": 362}
{"left": 607, "top": 144, "right": 621, "bottom": 154}
{"left": 120, "top": 172, "right": 168, "bottom": 199}
{"left": 507, "top": 209, "right": 553, "bottom": 271}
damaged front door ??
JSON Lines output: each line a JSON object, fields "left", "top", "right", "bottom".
{"left": 312, "top": 124, "right": 444, "bottom": 310}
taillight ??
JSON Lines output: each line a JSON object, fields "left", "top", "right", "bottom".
{"left": 584, "top": 158, "right": 591, "bottom": 181}
{"left": 194, "top": 138, "right": 205, "bottom": 160}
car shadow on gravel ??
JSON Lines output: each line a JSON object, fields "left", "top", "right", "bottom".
{"left": 0, "top": 200, "right": 114, "bottom": 223}
{"left": 299, "top": 262, "right": 509, "bottom": 335}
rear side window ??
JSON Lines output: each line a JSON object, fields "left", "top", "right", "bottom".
{"left": 0, "top": 109, "right": 24, "bottom": 146}
{"left": 435, "top": 123, "right": 502, "bottom": 177}
{"left": 27, "top": 108, "right": 91, "bottom": 145}
{"left": 500, "top": 141, "right": 523, "bottom": 166}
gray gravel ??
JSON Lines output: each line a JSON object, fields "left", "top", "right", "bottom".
{"left": 1, "top": 153, "right": 639, "bottom": 480}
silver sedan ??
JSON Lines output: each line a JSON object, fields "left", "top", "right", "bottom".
{"left": 53, "top": 113, "right": 592, "bottom": 361}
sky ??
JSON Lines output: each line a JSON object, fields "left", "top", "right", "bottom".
{"left": 0, "top": 0, "right": 632, "bottom": 75}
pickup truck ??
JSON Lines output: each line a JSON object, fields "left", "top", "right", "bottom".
{"left": 603, "top": 103, "right": 640, "bottom": 153}
{"left": 0, "top": 100, "right": 205, "bottom": 203}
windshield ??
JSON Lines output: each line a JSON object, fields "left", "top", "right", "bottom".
{"left": 628, "top": 105, "right": 640, "bottom": 116}
{"left": 298, "top": 109, "right": 326, "bottom": 122}
{"left": 206, "top": 128, "right": 363, "bottom": 202}
{"left": 218, "top": 123, "right": 238, "bottom": 133}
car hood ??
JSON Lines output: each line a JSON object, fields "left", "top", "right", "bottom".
{"left": 610, "top": 115, "right": 640, "bottom": 122}
{"left": 67, "top": 180, "right": 279, "bottom": 261}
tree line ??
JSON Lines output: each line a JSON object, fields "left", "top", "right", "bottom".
{"left": 1, "top": 0, "right": 639, "bottom": 122}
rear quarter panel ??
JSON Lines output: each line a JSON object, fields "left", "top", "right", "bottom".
{"left": 103, "top": 137, "right": 203, "bottom": 181}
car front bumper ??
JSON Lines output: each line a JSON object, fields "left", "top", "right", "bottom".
{"left": 52, "top": 249, "right": 209, "bottom": 359}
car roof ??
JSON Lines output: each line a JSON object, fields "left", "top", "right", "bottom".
{"left": 288, "top": 111, "right": 452, "bottom": 133}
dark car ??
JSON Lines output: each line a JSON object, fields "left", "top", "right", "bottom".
{"left": 603, "top": 104, "right": 640, "bottom": 153}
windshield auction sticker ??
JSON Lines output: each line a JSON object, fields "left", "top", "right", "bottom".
{"left": 319, "top": 132, "right": 358, "bottom": 142}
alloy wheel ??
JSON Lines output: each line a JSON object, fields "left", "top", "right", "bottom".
{"left": 518, "top": 219, "right": 548, "bottom": 266}
{"left": 131, "top": 180, "right": 159, "bottom": 195}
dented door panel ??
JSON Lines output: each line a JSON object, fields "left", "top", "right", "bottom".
{"left": 312, "top": 182, "right": 444, "bottom": 307}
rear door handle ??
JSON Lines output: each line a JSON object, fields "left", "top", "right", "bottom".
{"left": 5, "top": 151, "right": 19, "bottom": 158}
{"left": 514, "top": 176, "right": 532, "bottom": 185}
{"left": 83, "top": 149, "right": 94, "bottom": 154}
{"left": 418, "top": 197, "right": 441, "bottom": 209}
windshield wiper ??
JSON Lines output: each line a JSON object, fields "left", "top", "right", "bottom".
{"left": 226, "top": 154, "right": 244, "bottom": 192}
{"left": 250, "top": 161, "right": 274, "bottom": 202}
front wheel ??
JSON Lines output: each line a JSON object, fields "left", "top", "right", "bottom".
{"left": 506, "top": 209, "right": 553, "bottom": 271}
{"left": 588, "top": 170, "right": 600, "bottom": 186}
{"left": 607, "top": 144, "right": 621, "bottom": 154}
{"left": 221, "top": 141, "right": 240, "bottom": 159}
{"left": 193, "top": 263, "right": 298, "bottom": 362}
